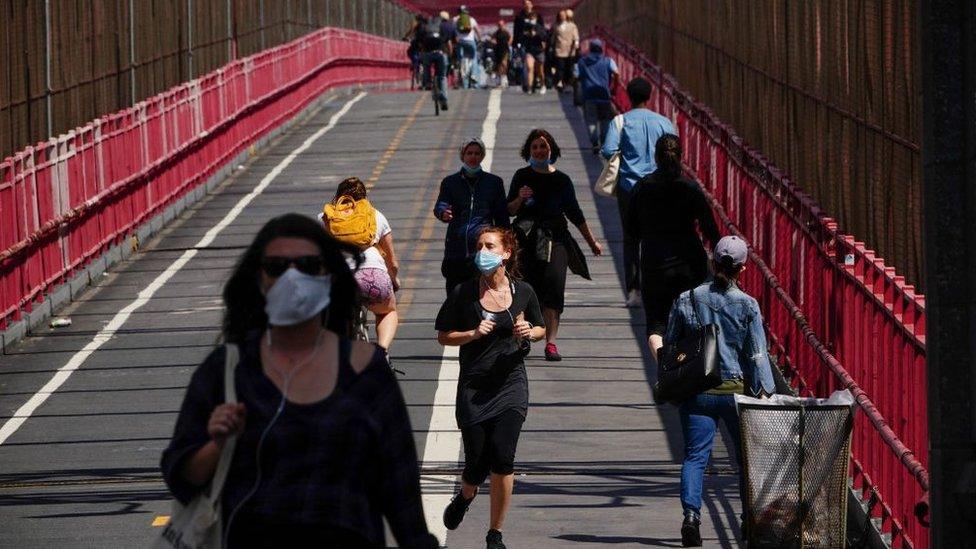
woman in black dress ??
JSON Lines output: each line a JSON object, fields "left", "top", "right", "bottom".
{"left": 625, "top": 134, "right": 720, "bottom": 357}
{"left": 507, "top": 128, "right": 603, "bottom": 361}
{"left": 161, "top": 214, "right": 437, "bottom": 548}
{"left": 436, "top": 227, "right": 546, "bottom": 549}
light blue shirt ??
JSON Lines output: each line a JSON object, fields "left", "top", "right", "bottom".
{"left": 601, "top": 108, "right": 678, "bottom": 192}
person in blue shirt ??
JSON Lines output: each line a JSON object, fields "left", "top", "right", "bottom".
{"left": 663, "top": 235, "right": 776, "bottom": 546}
{"left": 602, "top": 77, "right": 678, "bottom": 307}
{"left": 577, "top": 39, "right": 619, "bottom": 153}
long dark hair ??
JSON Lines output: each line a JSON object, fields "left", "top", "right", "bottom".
{"left": 654, "top": 133, "right": 682, "bottom": 178}
{"left": 222, "top": 213, "right": 361, "bottom": 343}
{"left": 712, "top": 256, "right": 745, "bottom": 291}
{"left": 520, "top": 128, "right": 561, "bottom": 163}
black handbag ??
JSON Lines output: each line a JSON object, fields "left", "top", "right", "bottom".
{"left": 654, "top": 287, "right": 722, "bottom": 403}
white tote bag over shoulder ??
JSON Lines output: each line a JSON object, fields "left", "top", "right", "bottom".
{"left": 594, "top": 114, "right": 625, "bottom": 197}
{"left": 154, "top": 344, "right": 239, "bottom": 549}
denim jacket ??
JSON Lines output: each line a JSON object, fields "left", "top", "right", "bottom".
{"left": 433, "top": 171, "right": 510, "bottom": 259}
{"left": 664, "top": 281, "right": 776, "bottom": 396}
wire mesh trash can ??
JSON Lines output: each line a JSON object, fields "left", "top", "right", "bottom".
{"left": 735, "top": 390, "right": 856, "bottom": 548}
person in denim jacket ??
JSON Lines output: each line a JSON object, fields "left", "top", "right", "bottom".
{"left": 663, "top": 235, "right": 775, "bottom": 546}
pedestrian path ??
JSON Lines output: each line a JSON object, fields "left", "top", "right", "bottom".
{"left": 0, "top": 88, "right": 743, "bottom": 548}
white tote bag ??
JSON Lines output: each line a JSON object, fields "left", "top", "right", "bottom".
{"left": 154, "top": 344, "right": 239, "bottom": 549}
{"left": 594, "top": 114, "right": 625, "bottom": 197}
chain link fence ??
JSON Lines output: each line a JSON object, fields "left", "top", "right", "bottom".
{"left": 0, "top": 0, "right": 416, "bottom": 162}
{"left": 574, "top": 0, "right": 922, "bottom": 288}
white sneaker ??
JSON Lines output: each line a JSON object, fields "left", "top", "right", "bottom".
{"left": 539, "top": 85, "right": 547, "bottom": 95}
{"left": 500, "top": 75, "right": 508, "bottom": 88}
{"left": 625, "top": 289, "right": 642, "bottom": 308}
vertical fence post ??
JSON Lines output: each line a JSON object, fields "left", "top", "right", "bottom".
{"left": 285, "top": 0, "right": 291, "bottom": 40}
{"left": 307, "top": 0, "right": 312, "bottom": 30}
{"left": 259, "top": 0, "right": 265, "bottom": 49}
{"left": 339, "top": 0, "right": 345, "bottom": 29}
{"left": 226, "top": 0, "right": 234, "bottom": 61}
{"left": 44, "top": 0, "right": 53, "bottom": 139}
{"left": 129, "top": 0, "right": 136, "bottom": 102}
{"left": 186, "top": 0, "right": 194, "bottom": 79}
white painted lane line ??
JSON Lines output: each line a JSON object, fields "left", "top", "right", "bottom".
{"left": 420, "top": 87, "right": 503, "bottom": 546}
{"left": 0, "top": 92, "right": 367, "bottom": 446}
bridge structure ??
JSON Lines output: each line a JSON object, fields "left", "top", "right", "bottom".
{"left": 0, "top": 1, "right": 970, "bottom": 547}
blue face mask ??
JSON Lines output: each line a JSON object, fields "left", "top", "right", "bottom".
{"left": 474, "top": 250, "right": 505, "bottom": 274}
{"left": 528, "top": 157, "right": 550, "bottom": 169}
{"left": 462, "top": 164, "right": 482, "bottom": 176}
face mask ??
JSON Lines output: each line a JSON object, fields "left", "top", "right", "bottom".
{"left": 264, "top": 268, "right": 332, "bottom": 326}
{"left": 529, "top": 157, "right": 550, "bottom": 169}
{"left": 462, "top": 164, "right": 482, "bottom": 176}
{"left": 474, "top": 250, "right": 505, "bottom": 274}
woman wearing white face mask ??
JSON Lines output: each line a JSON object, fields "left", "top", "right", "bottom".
{"left": 507, "top": 128, "right": 603, "bottom": 361}
{"left": 436, "top": 227, "right": 545, "bottom": 549}
{"left": 161, "top": 214, "right": 437, "bottom": 548}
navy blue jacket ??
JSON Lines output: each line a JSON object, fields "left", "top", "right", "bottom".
{"left": 433, "top": 170, "right": 510, "bottom": 259}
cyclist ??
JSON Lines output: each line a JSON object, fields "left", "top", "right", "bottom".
{"left": 402, "top": 14, "right": 426, "bottom": 88}
{"left": 326, "top": 178, "right": 401, "bottom": 352}
{"left": 418, "top": 11, "right": 455, "bottom": 111}
{"left": 453, "top": 5, "right": 481, "bottom": 89}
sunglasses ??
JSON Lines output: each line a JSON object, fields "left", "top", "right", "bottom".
{"left": 260, "top": 255, "right": 325, "bottom": 277}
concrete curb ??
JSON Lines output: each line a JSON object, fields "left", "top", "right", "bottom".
{"left": 1, "top": 80, "right": 406, "bottom": 353}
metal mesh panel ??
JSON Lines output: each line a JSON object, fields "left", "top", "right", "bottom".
{"left": 739, "top": 403, "right": 853, "bottom": 548}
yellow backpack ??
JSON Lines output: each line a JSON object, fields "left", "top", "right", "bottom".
{"left": 322, "top": 195, "right": 377, "bottom": 250}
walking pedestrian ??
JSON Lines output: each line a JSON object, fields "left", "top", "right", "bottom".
{"left": 492, "top": 20, "right": 512, "bottom": 88}
{"left": 161, "top": 214, "right": 437, "bottom": 548}
{"left": 625, "top": 134, "right": 719, "bottom": 354}
{"left": 329, "top": 177, "right": 401, "bottom": 351}
{"left": 434, "top": 138, "right": 511, "bottom": 295}
{"left": 436, "top": 227, "right": 546, "bottom": 549}
{"left": 577, "top": 39, "right": 619, "bottom": 154}
{"left": 605, "top": 77, "right": 679, "bottom": 307}
{"left": 663, "top": 235, "right": 776, "bottom": 546}
{"left": 507, "top": 129, "right": 603, "bottom": 361}
{"left": 551, "top": 10, "right": 579, "bottom": 92}
{"left": 513, "top": 0, "right": 544, "bottom": 49}
{"left": 521, "top": 19, "right": 548, "bottom": 94}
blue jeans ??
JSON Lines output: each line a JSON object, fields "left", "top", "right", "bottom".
{"left": 583, "top": 101, "right": 613, "bottom": 148}
{"left": 679, "top": 392, "right": 744, "bottom": 515}
{"left": 422, "top": 51, "right": 448, "bottom": 102}
{"left": 457, "top": 41, "right": 478, "bottom": 89}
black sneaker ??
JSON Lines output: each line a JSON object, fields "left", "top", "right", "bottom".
{"left": 443, "top": 492, "right": 473, "bottom": 530}
{"left": 440, "top": 99, "right": 449, "bottom": 111}
{"left": 681, "top": 513, "right": 702, "bottom": 547}
{"left": 486, "top": 529, "right": 506, "bottom": 549}
{"left": 544, "top": 342, "right": 562, "bottom": 361}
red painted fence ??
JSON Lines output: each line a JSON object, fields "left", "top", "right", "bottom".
{"left": 0, "top": 28, "right": 408, "bottom": 329}
{"left": 594, "top": 29, "right": 929, "bottom": 548}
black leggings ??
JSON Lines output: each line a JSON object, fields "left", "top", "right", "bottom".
{"left": 460, "top": 410, "right": 525, "bottom": 486}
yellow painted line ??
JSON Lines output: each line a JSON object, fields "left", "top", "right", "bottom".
{"left": 152, "top": 515, "right": 170, "bottom": 527}
{"left": 365, "top": 95, "right": 425, "bottom": 188}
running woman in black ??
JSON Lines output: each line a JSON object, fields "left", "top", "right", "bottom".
{"left": 435, "top": 227, "right": 545, "bottom": 549}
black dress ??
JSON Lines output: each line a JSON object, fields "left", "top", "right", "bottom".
{"left": 507, "top": 167, "right": 590, "bottom": 312}
{"left": 625, "top": 170, "right": 721, "bottom": 336}
{"left": 435, "top": 278, "right": 544, "bottom": 428}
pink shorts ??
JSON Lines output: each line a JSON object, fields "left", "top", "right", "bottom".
{"left": 355, "top": 268, "right": 394, "bottom": 305}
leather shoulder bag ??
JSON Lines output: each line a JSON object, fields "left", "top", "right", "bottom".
{"left": 654, "top": 288, "right": 723, "bottom": 404}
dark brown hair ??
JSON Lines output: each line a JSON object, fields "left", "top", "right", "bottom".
{"left": 712, "top": 255, "right": 745, "bottom": 291}
{"left": 333, "top": 176, "right": 368, "bottom": 202}
{"left": 478, "top": 226, "right": 521, "bottom": 278}
{"left": 520, "top": 129, "right": 561, "bottom": 163}
{"left": 654, "top": 134, "right": 682, "bottom": 178}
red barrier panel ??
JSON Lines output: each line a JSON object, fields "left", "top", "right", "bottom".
{"left": 594, "top": 29, "right": 929, "bottom": 548}
{"left": 0, "top": 28, "right": 409, "bottom": 329}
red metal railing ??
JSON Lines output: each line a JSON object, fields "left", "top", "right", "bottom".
{"left": 0, "top": 28, "right": 409, "bottom": 329}
{"left": 594, "top": 28, "right": 929, "bottom": 548}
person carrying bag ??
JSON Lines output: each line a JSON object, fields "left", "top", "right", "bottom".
{"left": 154, "top": 344, "right": 239, "bottom": 549}
{"left": 594, "top": 114, "right": 624, "bottom": 197}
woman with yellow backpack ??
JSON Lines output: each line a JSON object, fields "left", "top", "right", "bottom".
{"left": 322, "top": 177, "right": 401, "bottom": 352}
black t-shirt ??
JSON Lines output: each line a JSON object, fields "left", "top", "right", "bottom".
{"left": 507, "top": 166, "right": 586, "bottom": 230}
{"left": 435, "top": 279, "right": 544, "bottom": 427}
{"left": 493, "top": 28, "right": 511, "bottom": 55}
